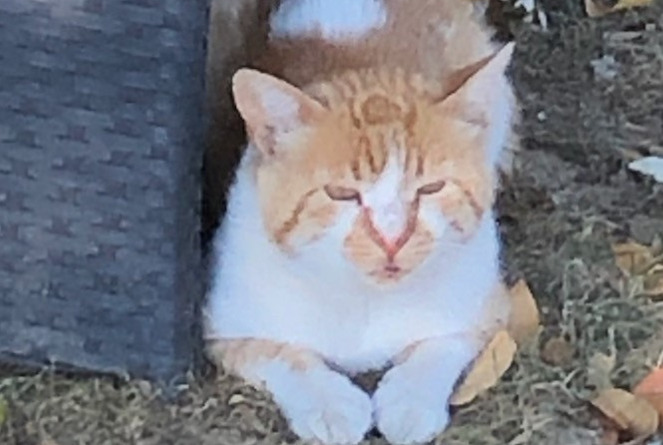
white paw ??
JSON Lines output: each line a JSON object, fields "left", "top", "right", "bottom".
{"left": 373, "top": 369, "right": 451, "bottom": 445}
{"left": 269, "top": 366, "right": 373, "bottom": 444}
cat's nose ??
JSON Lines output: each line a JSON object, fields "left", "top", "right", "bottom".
{"left": 374, "top": 229, "right": 413, "bottom": 259}
{"left": 361, "top": 205, "right": 414, "bottom": 258}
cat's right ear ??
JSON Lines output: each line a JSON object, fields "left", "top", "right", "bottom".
{"left": 436, "top": 42, "right": 515, "bottom": 127}
{"left": 232, "top": 69, "right": 327, "bottom": 157}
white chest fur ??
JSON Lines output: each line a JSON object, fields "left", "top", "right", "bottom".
{"left": 205, "top": 156, "right": 500, "bottom": 375}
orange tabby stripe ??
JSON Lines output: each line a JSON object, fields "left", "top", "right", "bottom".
{"left": 207, "top": 338, "right": 320, "bottom": 375}
{"left": 458, "top": 184, "right": 483, "bottom": 220}
{"left": 361, "top": 199, "right": 419, "bottom": 258}
{"left": 274, "top": 189, "right": 318, "bottom": 245}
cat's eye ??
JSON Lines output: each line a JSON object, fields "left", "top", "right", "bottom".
{"left": 417, "top": 180, "right": 447, "bottom": 196}
{"left": 324, "top": 185, "right": 361, "bottom": 203}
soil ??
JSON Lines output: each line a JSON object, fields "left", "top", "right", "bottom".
{"left": 2, "top": 1, "right": 663, "bottom": 444}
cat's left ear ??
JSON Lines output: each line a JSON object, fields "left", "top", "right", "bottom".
{"left": 436, "top": 42, "right": 515, "bottom": 126}
{"left": 232, "top": 68, "right": 327, "bottom": 157}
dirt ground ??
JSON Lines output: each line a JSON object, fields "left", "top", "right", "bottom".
{"left": 2, "top": 1, "right": 663, "bottom": 444}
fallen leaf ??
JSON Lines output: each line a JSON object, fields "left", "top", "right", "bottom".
{"left": 588, "top": 352, "right": 616, "bottom": 390}
{"left": 591, "top": 388, "right": 659, "bottom": 437}
{"left": 450, "top": 330, "right": 517, "bottom": 406}
{"left": 599, "top": 426, "right": 620, "bottom": 445}
{"left": 585, "top": 0, "right": 653, "bottom": 17}
{"left": 629, "top": 156, "right": 663, "bottom": 183}
{"left": 228, "top": 394, "right": 246, "bottom": 406}
{"left": 507, "top": 279, "right": 541, "bottom": 344}
{"left": 636, "top": 368, "right": 663, "bottom": 396}
{"left": 612, "top": 240, "right": 663, "bottom": 297}
{"left": 633, "top": 368, "right": 663, "bottom": 419}
{"left": 541, "top": 336, "right": 575, "bottom": 366}
{"left": 638, "top": 393, "right": 663, "bottom": 421}
{"left": 612, "top": 241, "right": 654, "bottom": 276}
{"left": 644, "top": 264, "right": 663, "bottom": 298}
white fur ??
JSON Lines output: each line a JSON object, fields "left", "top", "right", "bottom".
{"left": 480, "top": 69, "right": 515, "bottom": 170}
{"left": 207, "top": 149, "right": 499, "bottom": 372}
{"left": 206, "top": 41, "right": 514, "bottom": 444}
{"left": 374, "top": 337, "right": 477, "bottom": 444}
{"left": 245, "top": 360, "right": 373, "bottom": 444}
{"left": 465, "top": 43, "right": 516, "bottom": 168}
{"left": 206, "top": 144, "right": 502, "bottom": 443}
{"left": 270, "top": 0, "right": 388, "bottom": 41}
{"left": 363, "top": 156, "right": 408, "bottom": 241}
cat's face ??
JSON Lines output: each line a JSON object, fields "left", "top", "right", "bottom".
{"left": 232, "top": 45, "right": 513, "bottom": 285}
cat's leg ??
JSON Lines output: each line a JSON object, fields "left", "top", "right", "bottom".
{"left": 208, "top": 339, "right": 373, "bottom": 445}
{"left": 372, "top": 335, "right": 479, "bottom": 445}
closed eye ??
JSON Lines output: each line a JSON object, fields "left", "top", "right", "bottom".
{"left": 324, "top": 185, "right": 362, "bottom": 204}
{"left": 417, "top": 180, "right": 446, "bottom": 196}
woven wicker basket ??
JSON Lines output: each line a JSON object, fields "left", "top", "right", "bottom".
{"left": 0, "top": 0, "right": 209, "bottom": 383}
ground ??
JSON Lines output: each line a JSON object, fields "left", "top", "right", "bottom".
{"left": 2, "top": 1, "right": 663, "bottom": 444}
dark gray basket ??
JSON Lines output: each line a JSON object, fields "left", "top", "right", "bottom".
{"left": 0, "top": 0, "right": 209, "bottom": 383}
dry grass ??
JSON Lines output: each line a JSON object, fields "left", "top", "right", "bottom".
{"left": 3, "top": 2, "right": 663, "bottom": 444}
{"left": 3, "top": 243, "right": 663, "bottom": 445}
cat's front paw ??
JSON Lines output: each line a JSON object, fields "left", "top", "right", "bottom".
{"left": 277, "top": 368, "right": 373, "bottom": 444}
{"left": 373, "top": 369, "right": 450, "bottom": 444}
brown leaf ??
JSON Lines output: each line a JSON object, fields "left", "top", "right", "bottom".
{"left": 633, "top": 368, "right": 663, "bottom": 396}
{"left": 612, "top": 241, "right": 654, "bottom": 277}
{"left": 541, "top": 337, "right": 575, "bottom": 366}
{"left": 633, "top": 368, "right": 663, "bottom": 420}
{"left": 450, "top": 330, "right": 517, "bottom": 406}
{"left": 506, "top": 279, "right": 540, "bottom": 344}
{"left": 599, "top": 427, "right": 620, "bottom": 445}
{"left": 643, "top": 264, "right": 663, "bottom": 298}
{"left": 639, "top": 393, "right": 663, "bottom": 422}
{"left": 612, "top": 240, "right": 663, "bottom": 297}
{"left": 585, "top": 0, "right": 653, "bottom": 17}
{"left": 591, "top": 388, "right": 659, "bottom": 437}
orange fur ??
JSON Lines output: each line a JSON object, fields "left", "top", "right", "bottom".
{"left": 207, "top": 4, "right": 518, "bottom": 440}
{"left": 207, "top": 338, "right": 320, "bottom": 379}
{"left": 256, "top": 0, "right": 498, "bottom": 86}
{"left": 230, "top": 0, "right": 515, "bottom": 281}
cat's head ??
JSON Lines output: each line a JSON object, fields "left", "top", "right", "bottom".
{"left": 232, "top": 44, "right": 514, "bottom": 286}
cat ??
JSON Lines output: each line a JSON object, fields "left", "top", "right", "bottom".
{"left": 204, "top": 0, "right": 516, "bottom": 443}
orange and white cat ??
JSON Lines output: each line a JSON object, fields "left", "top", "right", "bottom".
{"left": 205, "top": 0, "right": 515, "bottom": 444}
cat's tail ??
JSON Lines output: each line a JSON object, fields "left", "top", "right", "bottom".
{"left": 269, "top": 0, "right": 388, "bottom": 41}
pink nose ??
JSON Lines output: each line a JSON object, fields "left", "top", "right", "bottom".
{"left": 372, "top": 230, "right": 413, "bottom": 259}
{"left": 379, "top": 237, "right": 399, "bottom": 257}
{"left": 361, "top": 209, "right": 416, "bottom": 259}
